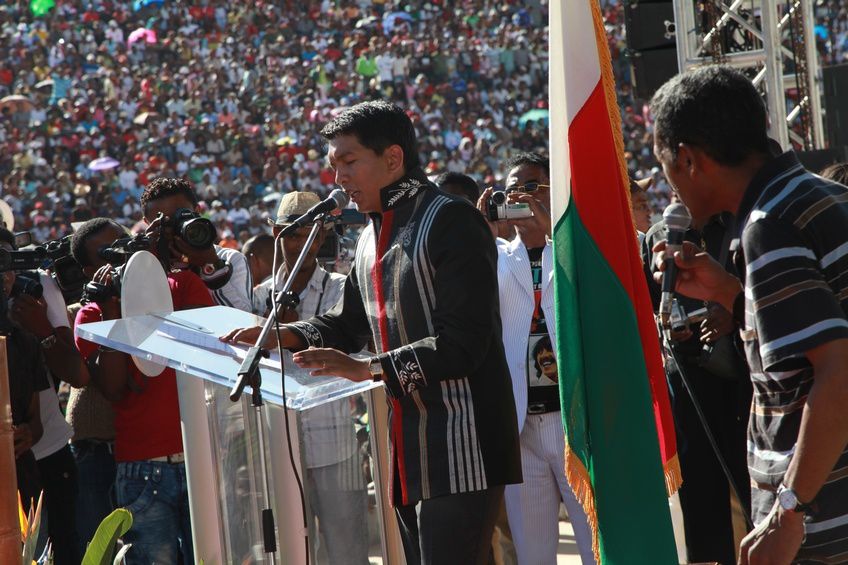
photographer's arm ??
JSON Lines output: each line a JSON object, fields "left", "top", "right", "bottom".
{"left": 10, "top": 294, "right": 90, "bottom": 387}
{"left": 76, "top": 299, "right": 131, "bottom": 402}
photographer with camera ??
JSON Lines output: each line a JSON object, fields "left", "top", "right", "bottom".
{"left": 140, "top": 177, "right": 253, "bottom": 313}
{"left": 0, "top": 228, "right": 47, "bottom": 518}
{"left": 476, "top": 153, "right": 594, "bottom": 565}
{"left": 72, "top": 217, "right": 214, "bottom": 565}
{"left": 10, "top": 262, "right": 88, "bottom": 564}
{"left": 642, "top": 211, "right": 751, "bottom": 565}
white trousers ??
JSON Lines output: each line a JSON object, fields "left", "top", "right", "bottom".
{"left": 504, "top": 412, "right": 596, "bottom": 565}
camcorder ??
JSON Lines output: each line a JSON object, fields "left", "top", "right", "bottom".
{"left": 82, "top": 234, "right": 153, "bottom": 304}
{"left": 486, "top": 190, "right": 532, "bottom": 221}
{"left": 318, "top": 209, "right": 368, "bottom": 261}
{"left": 0, "top": 234, "right": 88, "bottom": 303}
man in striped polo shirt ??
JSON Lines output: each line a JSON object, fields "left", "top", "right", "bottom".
{"left": 651, "top": 66, "right": 848, "bottom": 563}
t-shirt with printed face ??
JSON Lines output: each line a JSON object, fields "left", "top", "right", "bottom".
{"left": 526, "top": 247, "right": 558, "bottom": 405}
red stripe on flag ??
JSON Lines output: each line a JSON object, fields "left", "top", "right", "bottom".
{"left": 568, "top": 79, "right": 678, "bottom": 484}
{"left": 371, "top": 212, "right": 410, "bottom": 505}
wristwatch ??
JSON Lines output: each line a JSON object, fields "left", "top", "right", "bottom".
{"left": 368, "top": 356, "right": 383, "bottom": 382}
{"left": 777, "top": 484, "right": 817, "bottom": 516}
{"left": 40, "top": 332, "right": 57, "bottom": 350}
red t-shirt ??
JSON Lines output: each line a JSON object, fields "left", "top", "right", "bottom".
{"left": 75, "top": 270, "right": 213, "bottom": 462}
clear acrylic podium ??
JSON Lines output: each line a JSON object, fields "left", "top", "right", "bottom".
{"left": 76, "top": 305, "right": 403, "bottom": 564}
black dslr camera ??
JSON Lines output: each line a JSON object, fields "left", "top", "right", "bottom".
{"left": 82, "top": 234, "right": 152, "bottom": 304}
{"left": 164, "top": 208, "right": 217, "bottom": 249}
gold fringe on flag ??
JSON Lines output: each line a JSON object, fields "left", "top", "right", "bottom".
{"left": 590, "top": 0, "right": 634, "bottom": 212}
{"left": 664, "top": 454, "right": 683, "bottom": 496}
{"left": 564, "top": 440, "right": 601, "bottom": 565}
{"left": 591, "top": 0, "right": 684, "bottom": 501}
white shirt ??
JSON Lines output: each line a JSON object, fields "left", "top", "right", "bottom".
{"left": 227, "top": 207, "right": 250, "bottom": 225}
{"left": 256, "top": 264, "right": 353, "bottom": 468}
{"left": 376, "top": 54, "right": 395, "bottom": 82}
{"left": 31, "top": 272, "right": 74, "bottom": 460}
{"left": 212, "top": 246, "right": 254, "bottom": 313}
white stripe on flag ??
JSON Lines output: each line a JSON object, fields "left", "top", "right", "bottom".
{"left": 549, "top": 0, "right": 602, "bottom": 225}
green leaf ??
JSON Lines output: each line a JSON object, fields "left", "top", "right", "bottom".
{"left": 81, "top": 509, "right": 133, "bottom": 565}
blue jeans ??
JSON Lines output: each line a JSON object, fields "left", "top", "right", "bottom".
{"left": 70, "top": 440, "right": 116, "bottom": 556}
{"left": 116, "top": 460, "right": 193, "bottom": 565}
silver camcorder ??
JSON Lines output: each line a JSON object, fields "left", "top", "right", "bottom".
{"left": 486, "top": 190, "right": 533, "bottom": 221}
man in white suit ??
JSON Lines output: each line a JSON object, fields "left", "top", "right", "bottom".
{"left": 478, "top": 153, "right": 594, "bottom": 565}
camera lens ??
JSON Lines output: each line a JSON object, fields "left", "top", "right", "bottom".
{"left": 181, "top": 218, "right": 216, "bottom": 248}
{"left": 491, "top": 191, "right": 508, "bottom": 205}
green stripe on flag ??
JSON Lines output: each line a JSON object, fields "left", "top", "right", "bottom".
{"left": 554, "top": 203, "right": 677, "bottom": 564}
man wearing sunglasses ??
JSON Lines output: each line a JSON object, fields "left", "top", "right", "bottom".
{"left": 477, "top": 153, "right": 594, "bottom": 564}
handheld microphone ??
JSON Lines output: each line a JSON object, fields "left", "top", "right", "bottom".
{"left": 658, "top": 203, "right": 692, "bottom": 327}
{"left": 279, "top": 189, "right": 350, "bottom": 237}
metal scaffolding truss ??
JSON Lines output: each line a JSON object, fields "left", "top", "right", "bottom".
{"left": 672, "top": 0, "right": 825, "bottom": 150}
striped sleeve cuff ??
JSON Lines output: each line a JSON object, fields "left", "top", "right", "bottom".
{"left": 287, "top": 321, "right": 324, "bottom": 348}
{"left": 380, "top": 345, "right": 427, "bottom": 398}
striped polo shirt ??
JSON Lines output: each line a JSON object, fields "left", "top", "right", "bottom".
{"left": 733, "top": 151, "right": 848, "bottom": 560}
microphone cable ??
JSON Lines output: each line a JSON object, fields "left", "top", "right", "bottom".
{"left": 665, "top": 341, "right": 754, "bottom": 531}
{"left": 269, "top": 229, "right": 310, "bottom": 565}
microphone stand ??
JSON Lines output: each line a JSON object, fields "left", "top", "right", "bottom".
{"left": 229, "top": 216, "right": 325, "bottom": 563}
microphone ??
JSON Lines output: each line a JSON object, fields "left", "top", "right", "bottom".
{"left": 658, "top": 203, "right": 692, "bottom": 327}
{"left": 279, "top": 189, "right": 350, "bottom": 237}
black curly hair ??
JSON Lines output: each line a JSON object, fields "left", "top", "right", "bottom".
{"left": 70, "top": 218, "right": 125, "bottom": 267}
{"left": 320, "top": 100, "right": 420, "bottom": 171}
{"left": 140, "top": 177, "right": 198, "bottom": 217}
{"left": 650, "top": 66, "right": 770, "bottom": 166}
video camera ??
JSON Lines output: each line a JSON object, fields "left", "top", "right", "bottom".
{"left": 82, "top": 234, "right": 153, "bottom": 304}
{"left": 486, "top": 190, "right": 532, "bottom": 221}
{"left": 0, "top": 233, "right": 87, "bottom": 303}
{"left": 318, "top": 209, "right": 368, "bottom": 261}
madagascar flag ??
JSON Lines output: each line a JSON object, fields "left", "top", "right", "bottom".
{"left": 549, "top": 1, "right": 680, "bottom": 562}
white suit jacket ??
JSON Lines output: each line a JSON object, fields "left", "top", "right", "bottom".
{"left": 496, "top": 236, "right": 555, "bottom": 433}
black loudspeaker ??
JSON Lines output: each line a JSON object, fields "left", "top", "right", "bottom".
{"left": 629, "top": 47, "right": 679, "bottom": 99}
{"left": 797, "top": 147, "right": 848, "bottom": 174}
{"left": 624, "top": 1, "right": 677, "bottom": 51}
{"left": 625, "top": 1, "right": 679, "bottom": 99}
{"left": 823, "top": 64, "right": 848, "bottom": 149}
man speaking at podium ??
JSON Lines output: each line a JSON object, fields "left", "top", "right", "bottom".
{"left": 223, "top": 101, "right": 522, "bottom": 565}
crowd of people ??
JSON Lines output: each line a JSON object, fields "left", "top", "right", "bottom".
{"left": 5, "top": 1, "right": 848, "bottom": 564}
{"left": 2, "top": 0, "right": 846, "bottom": 248}
{"left": 0, "top": 0, "right": 551, "bottom": 248}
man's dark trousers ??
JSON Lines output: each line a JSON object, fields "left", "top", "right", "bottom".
{"left": 395, "top": 486, "right": 505, "bottom": 565}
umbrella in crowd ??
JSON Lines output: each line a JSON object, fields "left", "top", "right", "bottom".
{"left": 133, "top": 111, "right": 161, "bottom": 126}
{"left": 518, "top": 108, "right": 549, "bottom": 130}
{"left": 30, "top": 0, "right": 55, "bottom": 17}
{"left": 128, "top": 27, "right": 157, "bottom": 46}
{"left": 88, "top": 157, "right": 120, "bottom": 171}
{"left": 133, "top": 0, "right": 164, "bottom": 11}
{"left": 34, "top": 79, "right": 54, "bottom": 91}
{"left": 0, "top": 95, "right": 34, "bottom": 113}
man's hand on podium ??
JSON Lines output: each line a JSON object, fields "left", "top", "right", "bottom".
{"left": 220, "top": 325, "right": 301, "bottom": 350}
{"left": 292, "top": 347, "right": 371, "bottom": 382}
